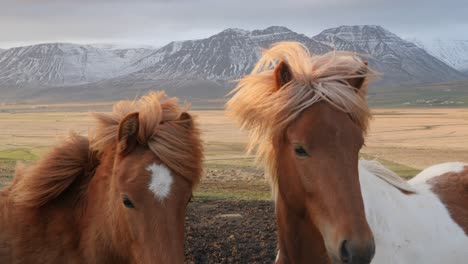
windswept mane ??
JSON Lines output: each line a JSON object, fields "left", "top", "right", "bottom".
{"left": 11, "top": 134, "right": 98, "bottom": 207}
{"left": 91, "top": 91, "right": 203, "bottom": 185}
{"left": 226, "top": 42, "right": 378, "bottom": 195}
{"left": 360, "top": 160, "right": 417, "bottom": 193}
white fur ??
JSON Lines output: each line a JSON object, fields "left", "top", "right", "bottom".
{"left": 409, "top": 162, "right": 467, "bottom": 184}
{"left": 361, "top": 160, "right": 417, "bottom": 193}
{"left": 147, "top": 163, "right": 173, "bottom": 201}
{"left": 359, "top": 161, "right": 468, "bottom": 264}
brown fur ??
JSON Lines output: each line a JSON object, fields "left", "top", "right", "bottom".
{"left": 226, "top": 42, "right": 378, "bottom": 197}
{"left": 0, "top": 91, "right": 203, "bottom": 263}
{"left": 227, "top": 42, "right": 377, "bottom": 263}
{"left": 428, "top": 166, "right": 468, "bottom": 235}
{"left": 273, "top": 103, "right": 375, "bottom": 264}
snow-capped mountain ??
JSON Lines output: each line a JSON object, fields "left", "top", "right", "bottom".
{"left": 125, "top": 26, "right": 331, "bottom": 81}
{"left": 128, "top": 25, "right": 465, "bottom": 84}
{"left": 412, "top": 39, "right": 468, "bottom": 73}
{"left": 39, "top": 26, "right": 334, "bottom": 101}
{"left": 116, "top": 25, "right": 466, "bottom": 84}
{"left": 0, "top": 25, "right": 467, "bottom": 102}
{"left": 312, "top": 25, "right": 465, "bottom": 84}
{"left": 0, "top": 43, "right": 153, "bottom": 88}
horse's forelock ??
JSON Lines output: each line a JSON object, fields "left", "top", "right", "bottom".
{"left": 226, "top": 41, "right": 378, "bottom": 198}
{"left": 90, "top": 91, "right": 203, "bottom": 187}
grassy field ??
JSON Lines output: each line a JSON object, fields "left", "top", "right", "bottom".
{"left": 1, "top": 105, "right": 467, "bottom": 200}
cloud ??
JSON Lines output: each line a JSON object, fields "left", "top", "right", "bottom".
{"left": 0, "top": 0, "right": 467, "bottom": 48}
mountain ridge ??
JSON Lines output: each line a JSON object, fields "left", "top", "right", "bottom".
{"left": 0, "top": 25, "right": 466, "bottom": 103}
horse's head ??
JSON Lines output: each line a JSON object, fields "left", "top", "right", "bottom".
{"left": 92, "top": 92, "right": 203, "bottom": 263}
{"left": 274, "top": 61, "right": 374, "bottom": 264}
{"left": 227, "top": 42, "right": 376, "bottom": 264}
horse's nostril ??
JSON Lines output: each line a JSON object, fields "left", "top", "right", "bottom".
{"left": 339, "top": 240, "right": 352, "bottom": 263}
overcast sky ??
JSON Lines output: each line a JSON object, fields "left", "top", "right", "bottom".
{"left": 1, "top": 0, "right": 467, "bottom": 49}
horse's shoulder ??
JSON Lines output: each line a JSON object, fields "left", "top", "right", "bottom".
{"left": 410, "top": 162, "right": 467, "bottom": 184}
{"left": 425, "top": 163, "right": 468, "bottom": 235}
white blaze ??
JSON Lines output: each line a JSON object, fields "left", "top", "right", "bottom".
{"left": 147, "top": 163, "right": 173, "bottom": 201}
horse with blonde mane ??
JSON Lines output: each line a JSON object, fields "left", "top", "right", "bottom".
{"left": 227, "top": 42, "right": 468, "bottom": 264}
{"left": 0, "top": 91, "right": 203, "bottom": 263}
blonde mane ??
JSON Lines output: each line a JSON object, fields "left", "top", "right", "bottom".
{"left": 91, "top": 91, "right": 203, "bottom": 186}
{"left": 226, "top": 42, "right": 378, "bottom": 195}
{"left": 360, "top": 160, "right": 417, "bottom": 193}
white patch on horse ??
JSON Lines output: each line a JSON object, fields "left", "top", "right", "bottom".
{"left": 409, "top": 162, "right": 467, "bottom": 184}
{"left": 147, "top": 163, "right": 173, "bottom": 201}
{"left": 358, "top": 161, "right": 468, "bottom": 264}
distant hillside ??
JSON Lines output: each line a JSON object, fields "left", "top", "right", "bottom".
{"left": 369, "top": 80, "right": 468, "bottom": 107}
{"left": 0, "top": 25, "right": 467, "bottom": 104}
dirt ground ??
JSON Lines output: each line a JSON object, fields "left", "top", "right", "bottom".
{"left": 185, "top": 198, "right": 276, "bottom": 264}
{"left": 185, "top": 164, "right": 276, "bottom": 263}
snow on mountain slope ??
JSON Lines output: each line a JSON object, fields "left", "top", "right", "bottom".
{"left": 250, "top": 26, "right": 332, "bottom": 55}
{"left": 312, "top": 25, "right": 465, "bottom": 84}
{"left": 0, "top": 43, "right": 153, "bottom": 88}
{"left": 128, "top": 26, "right": 332, "bottom": 81}
{"left": 132, "top": 29, "right": 260, "bottom": 80}
{"left": 412, "top": 39, "right": 468, "bottom": 72}
{"left": 129, "top": 25, "right": 464, "bottom": 85}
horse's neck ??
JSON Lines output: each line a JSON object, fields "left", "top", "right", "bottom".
{"left": 275, "top": 194, "right": 329, "bottom": 264}
{"left": 358, "top": 164, "right": 415, "bottom": 219}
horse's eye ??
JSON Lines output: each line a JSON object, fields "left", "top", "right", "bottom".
{"left": 294, "top": 145, "right": 309, "bottom": 157}
{"left": 122, "top": 195, "right": 135, "bottom": 209}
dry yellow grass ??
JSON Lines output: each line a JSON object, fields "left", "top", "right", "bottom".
{"left": 0, "top": 106, "right": 467, "bottom": 172}
{"left": 364, "top": 108, "right": 468, "bottom": 169}
{"left": 0, "top": 112, "right": 93, "bottom": 157}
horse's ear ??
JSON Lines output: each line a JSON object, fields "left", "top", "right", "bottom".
{"left": 347, "top": 61, "right": 368, "bottom": 90}
{"left": 273, "top": 61, "right": 293, "bottom": 91}
{"left": 118, "top": 112, "right": 140, "bottom": 156}
{"left": 177, "top": 112, "right": 193, "bottom": 129}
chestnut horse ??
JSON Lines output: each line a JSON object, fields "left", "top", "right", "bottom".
{"left": 0, "top": 91, "right": 203, "bottom": 263}
{"left": 227, "top": 42, "right": 468, "bottom": 264}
